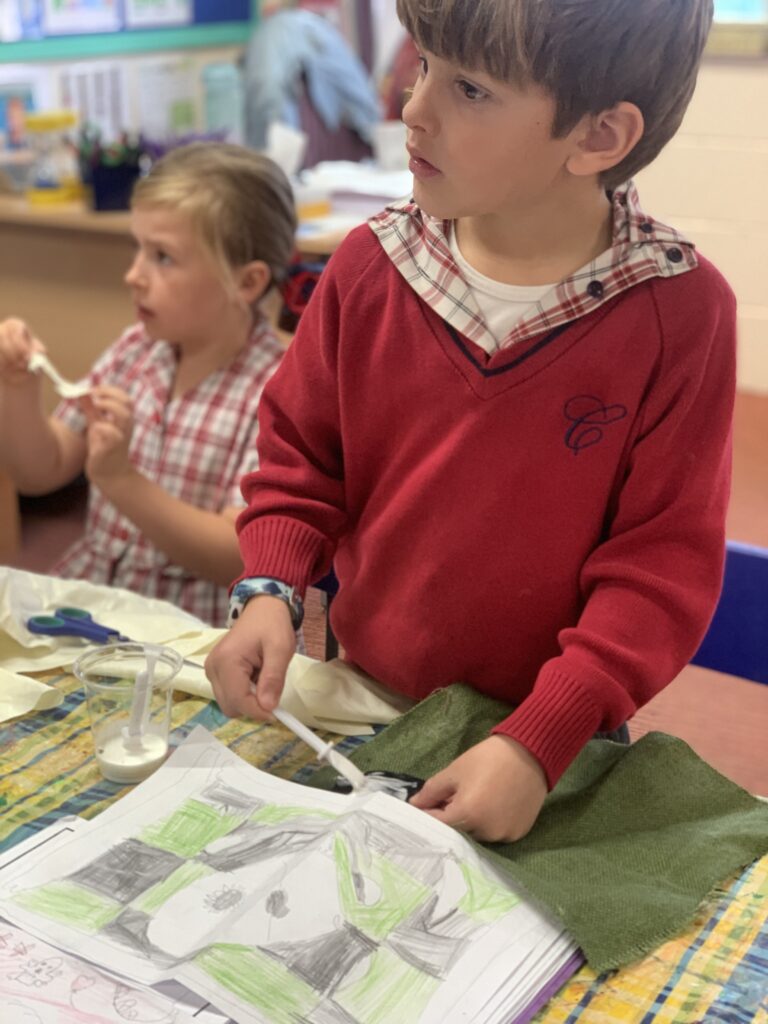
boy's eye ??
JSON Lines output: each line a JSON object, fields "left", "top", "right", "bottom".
{"left": 457, "top": 79, "right": 487, "bottom": 102}
{"left": 155, "top": 249, "right": 173, "bottom": 266}
{"left": 417, "top": 55, "right": 428, "bottom": 76}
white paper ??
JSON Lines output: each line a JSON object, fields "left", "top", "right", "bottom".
{"left": 58, "top": 60, "right": 129, "bottom": 143}
{"left": 135, "top": 55, "right": 198, "bottom": 139}
{"left": 125, "top": 0, "right": 192, "bottom": 28}
{"left": 0, "top": 728, "right": 578, "bottom": 1024}
{"left": 0, "top": 820, "right": 232, "bottom": 1023}
{"left": 0, "top": 0, "right": 22, "bottom": 42}
{"left": 43, "top": 0, "right": 121, "bottom": 35}
{"left": 0, "top": 921, "right": 202, "bottom": 1023}
{"left": 0, "top": 63, "right": 55, "bottom": 147}
{"left": 0, "top": 63, "right": 54, "bottom": 107}
{"left": 299, "top": 160, "right": 412, "bottom": 200}
{"left": 266, "top": 121, "right": 308, "bottom": 178}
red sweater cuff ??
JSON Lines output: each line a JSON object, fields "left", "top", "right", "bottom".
{"left": 236, "top": 515, "right": 327, "bottom": 595}
{"left": 491, "top": 666, "right": 605, "bottom": 788}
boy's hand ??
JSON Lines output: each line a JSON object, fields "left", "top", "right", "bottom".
{"left": 409, "top": 735, "right": 548, "bottom": 843}
{"left": 205, "top": 597, "right": 296, "bottom": 720}
{"left": 82, "top": 386, "right": 134, "bottom": 483}
{"left": 0, "top": 318, "right": 44, "bottom": 388}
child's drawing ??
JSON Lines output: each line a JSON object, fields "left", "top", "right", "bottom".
{"left": 7, "top": 953, "right": 63, "bottom": 987}
{"left": 0, "top": 730, "right": 575, "bottom": 1024}
{"left": 6, "top": 796, "right": 522, "bottom": 1022}
{"left": 70, "top": 974, "right": 178, "bottom": 1022}
{"left": 0, "top": 922, "right": 195, "bottom": 1023}
{"left": 204, "top": 882, "right": 245, "bottom": 913}
{"left": 7, "top": 1003, "right": 44, "bottom": 1024}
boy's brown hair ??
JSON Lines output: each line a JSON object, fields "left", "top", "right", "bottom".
{"left": 396, "top": 0, "right": 713, "bottom": 187}
{"left": 132, "top": 142, "right": 296, "bottom": 301}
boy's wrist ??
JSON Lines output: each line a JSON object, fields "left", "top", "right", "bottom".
{"left": 229, "top": 577, "right": 304, "bottom": 630}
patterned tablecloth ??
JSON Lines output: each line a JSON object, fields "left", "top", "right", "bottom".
{"left": 1, "top": 673, "right": 766, "bottom": 1024}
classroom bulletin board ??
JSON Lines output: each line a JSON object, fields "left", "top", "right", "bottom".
{"left": 0, "top": 0, "right": 257, "bottom": 61}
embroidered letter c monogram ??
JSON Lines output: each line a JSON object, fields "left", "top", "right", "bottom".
{"left": 564, "top": 394, "right": 627, "bottom": 454}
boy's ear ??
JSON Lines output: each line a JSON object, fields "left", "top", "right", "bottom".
{"left": 566, "top": 102, "right": 644, "bottom": 179}
{"left": 236, "top": 259, "right": 272, "bottom": 305}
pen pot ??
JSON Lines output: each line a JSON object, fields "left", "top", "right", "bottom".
{"left": 90, "top": 161, "right": 141, "bottom": 211}
{"left": 74, "top": 642, "right": 182, "bottom": 783}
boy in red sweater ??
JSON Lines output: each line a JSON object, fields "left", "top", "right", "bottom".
{"left": 206, "top": 0, "right": 736, "bottom": 842}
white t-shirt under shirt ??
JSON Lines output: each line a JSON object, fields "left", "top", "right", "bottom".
{"left": 448, "top": 224, "right": 555, "bottom": 355}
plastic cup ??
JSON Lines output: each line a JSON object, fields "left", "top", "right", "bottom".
{"left": 74, "top": 642, "right": 183, "bottom": 784}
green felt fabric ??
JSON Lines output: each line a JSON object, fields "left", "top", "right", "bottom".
{"left": 309, "top": 683, "right": 768, "bottom": 972}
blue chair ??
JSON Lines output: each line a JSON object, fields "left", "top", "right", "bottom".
{"left": 691, "top": 540, "right": 768, "bottom": 685}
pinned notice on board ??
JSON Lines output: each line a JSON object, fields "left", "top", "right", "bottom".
{"left": 125, "top": 0, "right": 192, "bottom": 28}
{"left": 42, "top": 0, "right": 121, "bottom": 35}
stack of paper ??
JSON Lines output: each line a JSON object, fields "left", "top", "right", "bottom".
{"left": 0, "top": 728, "right": 580, "bottom": 1024}
{"left": 0, "top": 917, "right": 225, "bottom": 1022}
{"left": 299, "top": 160, "right": 413, "bottom": 202}
{"left": 294, "top": 160, "right": 413, "bottom": 241}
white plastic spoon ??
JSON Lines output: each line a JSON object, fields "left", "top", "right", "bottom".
{"left": 27, "top": 351, "right": 91, "bottom": 400}
{"left": 271, "top": 705, "right": 368, "bottom": 792}
{"left": 123, "top": 645, "right": 160, "bottom": 753}
{"left": 244, "top": 678, "right": 366, "bottom": 791}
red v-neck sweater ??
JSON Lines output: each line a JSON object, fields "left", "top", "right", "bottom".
{"left": 238, "top": 225, "right": 736, "bottom": 785}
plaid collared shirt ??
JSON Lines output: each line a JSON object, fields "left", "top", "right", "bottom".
{"left": 369, "top": 181, "right": 697, "bottom": 354}
{"left": 52, "top": 320, "right": 284, "bottom": 626}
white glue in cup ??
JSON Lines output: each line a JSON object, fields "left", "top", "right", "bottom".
{"left": 74, "top": 642, "right": 183, "bottom": 784}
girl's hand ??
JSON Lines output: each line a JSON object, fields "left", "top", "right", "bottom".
{"left": 409, "top": 735, "right": 548, "bottom": 843}
{"left": 0, "top": 318, "right": 45, "bottom": 388}
{"left": 82, "top": 386, "right": 135, "bottom": 483}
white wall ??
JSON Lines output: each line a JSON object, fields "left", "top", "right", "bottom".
{"left": 370, "top": 0, "right": 406, "bottom": 80}
{"left": 635, "top": 59, "right": 768, "bottom": 394}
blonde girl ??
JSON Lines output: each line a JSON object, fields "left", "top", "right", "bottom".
{"left": 0, "top": 143, "right": 296, "bottom": 625}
